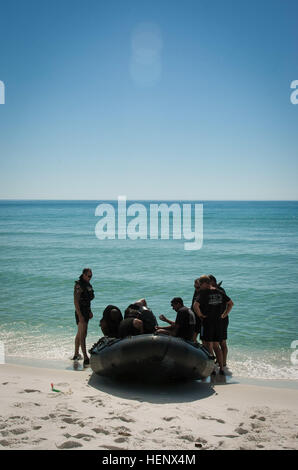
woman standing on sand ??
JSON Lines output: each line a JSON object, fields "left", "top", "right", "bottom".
{"left": 72, "top": 268, "right": 94, "bottom": 367}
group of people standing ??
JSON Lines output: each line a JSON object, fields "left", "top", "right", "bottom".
{"left": 72, "top": 268, "right": 234, "bottom": 375}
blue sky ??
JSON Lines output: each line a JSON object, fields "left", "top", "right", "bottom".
{"left": 0, "top": 0, "right": 297, "bottom": 200}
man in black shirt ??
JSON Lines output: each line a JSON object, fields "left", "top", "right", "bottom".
{"left": 209, "top": 274, "right": 230, "bottom": 367}
{"left": 193, "top": 275, "right": 234, "bottom": 375}
{"left": 156, "top": 297, "right": 196, "bottom": 341}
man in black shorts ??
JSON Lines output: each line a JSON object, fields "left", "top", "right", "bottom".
{"left": 209, "top": 275, "right": 230, "bottom": 367}
{"left": 191, "top": 278, "right": 201, "bottom": 342}
{"left": 156, "top": 297, "right": 196, "bottom": 341}
{"left": 193, "top": 275, "right": 233, "bottom": 375}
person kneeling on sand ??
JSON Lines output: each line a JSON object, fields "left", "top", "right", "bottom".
{"left": 193, "top": 275, "right": 233, "bottom": 376}
{"left": 99, "top": 305, "right": 123, "bottom": 338}
{"left": 156, "top": 297, "right": 196, "bottom": 341}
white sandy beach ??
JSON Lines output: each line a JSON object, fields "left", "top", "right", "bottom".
{"left": 0, "top": 362, "right": 297, "bottom": 451}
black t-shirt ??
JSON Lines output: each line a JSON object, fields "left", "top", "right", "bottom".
{"left": 118, "top": 318, "right": 140, "bottom": 338}
{"left": 74, "top": 279, "right": 94, "bottom": 316}
{"left": 175, "top": 306, "right": 196, "bottom": 341}
{"left": 138, "top": 307, "right": 157, "bottom": 334}
{"left": 196, "top": 288, "right": 230, "bottom": 320}
{"left": 124, "top": 305, "right": 157, "bottom": 334}
{"left": 217, "top": 286, "right": 228, "bottom": 315}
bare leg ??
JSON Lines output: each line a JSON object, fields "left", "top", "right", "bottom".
{"left": 220, "top": 340, "right": 228, "bottom": 366}
{"left": 204, "top": 341, "right": 216, "bottom": 375}
{"left": 78, "top": 321, "right": 88, "bottom": 360}
{"left": 74, "top": 328, "right": 80, "bottom": 356}
{"left": 212, "top": 342, "right": 224, "bottom": 371}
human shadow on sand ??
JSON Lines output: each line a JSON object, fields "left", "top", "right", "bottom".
{"left": 88, "top": 373, "right": 217, "bottom": 404}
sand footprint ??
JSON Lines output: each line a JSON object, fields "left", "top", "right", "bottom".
{"left": 106, "top": 415, "right": 135, "bottom": 423}
{"left": 9, "top": 428, "right": 28, "bottom": 435}
{"left": 163, "top": 416, "right": 177, "bottom": 422}
{"left": 71, "top": 433, "right": 94, "bottom": 442}
{"left": 100, "top": 444, "right": 127, "bottom": 450}
{"left": 250, "top": 414, "right": 266, "bottom": 422}
{"left": 202, "top": 415, "right": 225, "bottom": 424}
{"left": 56, "top": 440, "right": 83, "bottom": 449}
{"left": 144, "top": 426, "right": 163, "bottom": 434}
{"left": 114, "top": 437, "right": 128, "bottom": 443}
{"left": 93, "top": 399, "right": 104, "bottom": 407}
{"left": 8, "top": 415, "right": 29, "bottom": 421}
{"left": 83, "top": 397, "right": 104, "bottom": 407}
{"left": 92, "top": 426, "right": 110, "bottom": 435}
{"left": 114, "top": 426, "right": 132, "bottom": 437}
{"left": 179, "top": 434, "right": 195, "bottom": 442}
{"left": 234, "top": 426, "right": 249, "bottom": 435}
{"left": 0, "top": 439, "right": 13, "bottom": 447}
{"left": 62, "top": 417, "right": 79, "bottom": 424}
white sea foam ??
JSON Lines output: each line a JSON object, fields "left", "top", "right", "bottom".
{"left": 228, "top": 347, "right": 298, "bottom": 380}
{"left": 2, "top": 330, "right": 298, "bottom": 381}
{"left": 229, "top": 358, "right": 298, "bottom": 381}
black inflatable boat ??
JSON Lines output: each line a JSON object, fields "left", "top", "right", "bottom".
{"left": 89, "top": 334, "right": 215, "bottom": 382}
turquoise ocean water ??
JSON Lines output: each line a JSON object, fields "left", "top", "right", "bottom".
{"left": 0, "top": 200, "right": 297, "bottom": 380}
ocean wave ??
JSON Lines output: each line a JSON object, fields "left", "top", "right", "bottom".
{"left": 2, "top": 331, "right": 298, "bottom": 381}
{"left": 229, "top": 358, "right": 298, "bottom": 381}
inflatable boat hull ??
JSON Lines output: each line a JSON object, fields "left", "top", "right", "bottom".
{"left": 89, "top": 334, "right": 214, "bottom": 382}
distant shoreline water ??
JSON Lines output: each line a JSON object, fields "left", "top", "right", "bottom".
{"left": 0, "top": 200, "right": 298, "bottom": 381}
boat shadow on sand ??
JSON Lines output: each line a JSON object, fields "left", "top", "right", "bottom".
{"left": 87, "top": 373, "right": 231, "bottom": 404}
